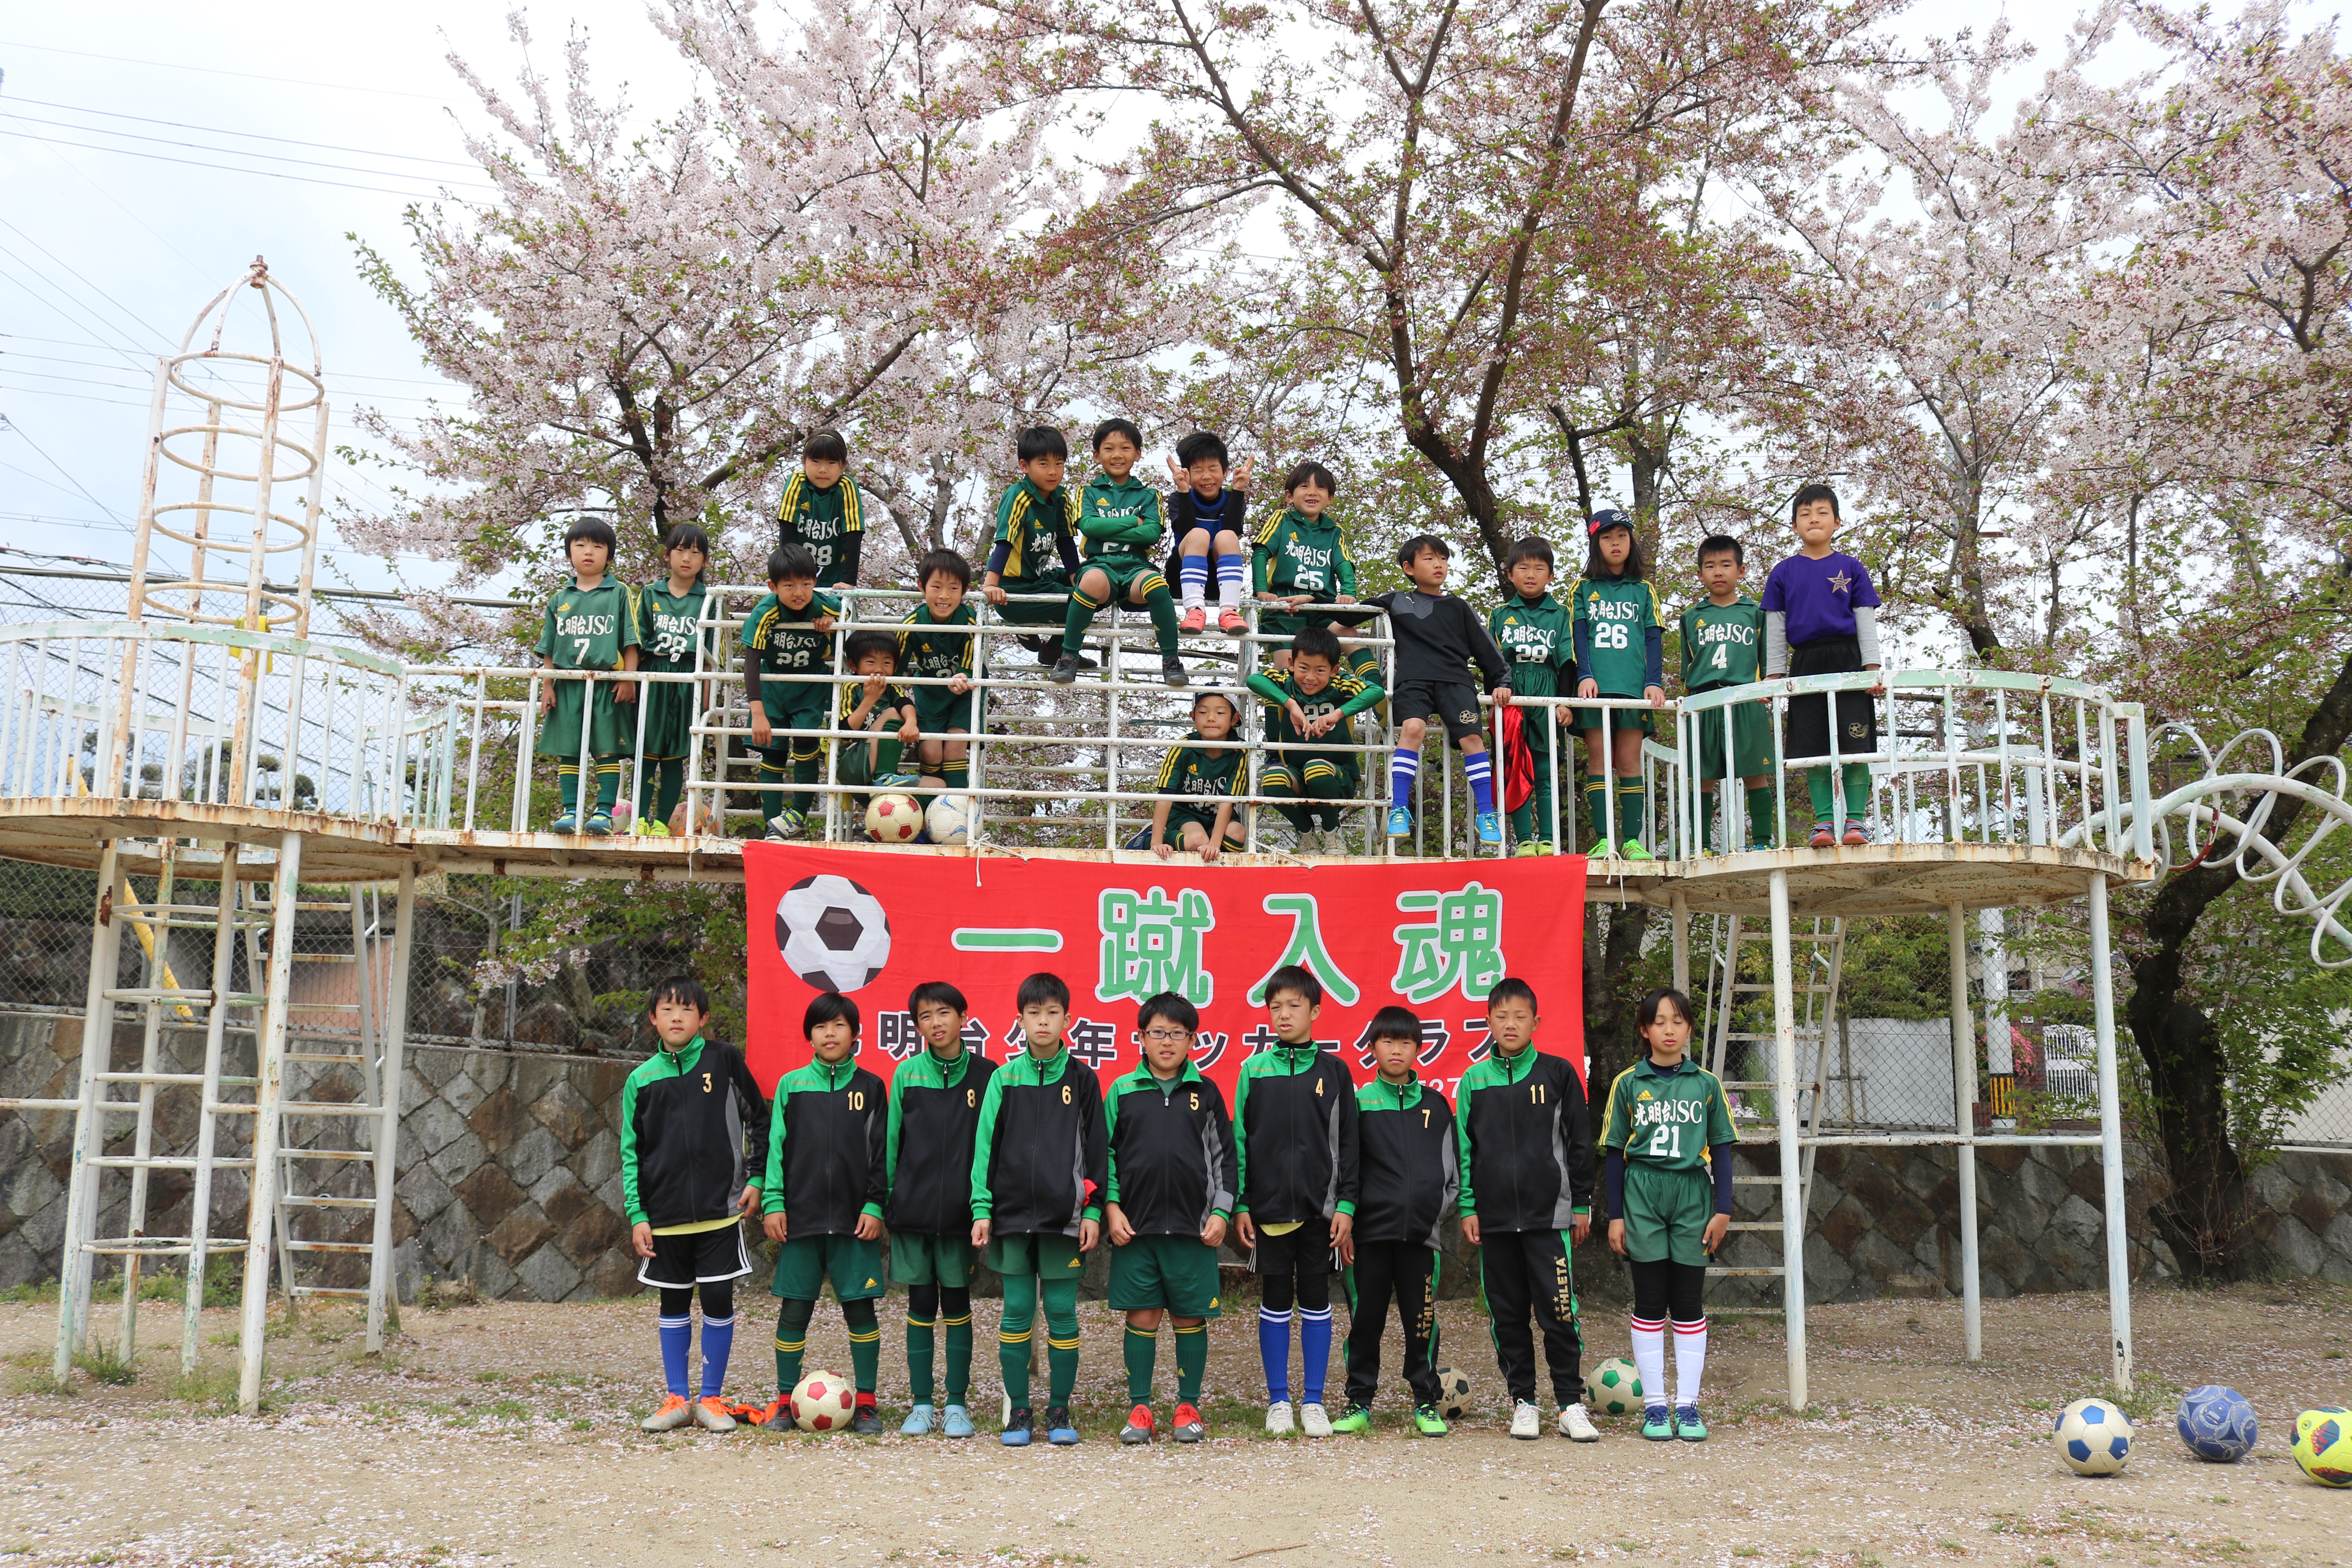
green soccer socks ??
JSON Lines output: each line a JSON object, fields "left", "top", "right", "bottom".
{"left": 907, "top": 1310, "right": 936, "bottom": 1407}
{"left": 638, "top": 757, "right": 685, "bottom": 824}
{"left": 942, "top": 1298, "right": 973, "bottom": 1403}
{"left": 1042, "top": 1277, "right": 1081, "bottom": 1406}
{"left": 773, "top": 1296, "right": 815, "bottom": 1399}
{"left": 790, "top": 748, "right": 821, "bottom": 817}
{"left": 875, "top": 736, "right": 904, "bottom": 779}
{"left": 1804, "top": 763, "right": 1869, "bottom": 825}
{"left": 998, "top": 1271, "right": 1037, "bottom": 1408}
{"left": 1142, "top": 580, "right": 1180, "bottom": 657}
{"left": 1125, "top": 1323, "right": 1158, "bottom": 1403}
{"left": 941, "top": 757, "right": 968, "bottom": 792}
{"left": 1615, "top": 780, "right": 1644, "bottom": 846}
{"left": 593, "top": 759, "right": 620, "bottom": 810}
{"left": 1062, "top": 584, "right": 1104, "bottom": 656}
{"left": 1174, "top": 1319, "right": 1208, "bottom": 1404}
{"left": 1583, "top": 773, "right": 1610, "bottom": 846}
{"left": 557, "top": 763, "right": 581, "bottom": 812}
{"left": 842, "top": 1297, "right": 881, "bottom": 1394}
{"left": 757, "top": 759, "right": 789, "bottom": 824}
{"left": 1747, "top": 784, "right": 1774, "bottom": 848}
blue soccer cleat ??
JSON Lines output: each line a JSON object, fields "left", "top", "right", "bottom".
{"left": 584, "top": 809, "right": 614, "bottom": 837}
{"left": 1474, "top": 811, "right": 1503, "bottom": 846}
{"left": 550, "top": 810, "right": 579, "bottom": 835}
{"left": 942, "top": 1403, "right": 975, "bottom": 1439}
{"left": 900, "top": 1402, "right": 934, "bottom": 1436}
{"left": 1045, "top": 1405, "right": 1080, "bottom": 1445}
{"left": 1001, "top": 1405, "right": 1033, "bottom": 1446}
{"left": 1386, "top": 807, "right": 1413, "bottom": 838}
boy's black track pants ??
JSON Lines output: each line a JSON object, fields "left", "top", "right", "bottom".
{"left": 1343, "top": 1240, "right": 1441, "bottom": 1410}
{"left": 1479, "top": 1228, "right": 1583, "bottom": 1406}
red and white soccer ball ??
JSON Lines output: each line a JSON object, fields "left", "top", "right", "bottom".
{"left": 793, "top": 1369, "right": 857, "bottom": 1432}
{"left": 865, "top": 792, "right": 924, "bottom": 844}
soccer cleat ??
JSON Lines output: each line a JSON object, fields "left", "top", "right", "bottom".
{"left": 1120, "top": 1403, "right": 1156, "bottom": 1444}
{"left": 745, "top": 1395, "right": 794, "bottom": 1430}
{"left": 852, "top": 1402, "right": 884, "bottom": 1436}
{"left": 1412, "top": 1404, "right": 1450, "bottom": 1436}
{"left": 766, "top": 809, "right": 806, "bottom": 841}
{"left": 880, "top": 773, "right": 926, "bottom": 790}
{"left": 1161, "top": 655, "right": 1189, "bottom": 688}
{"left": 1558, "top": 1402, "right": 1600, "bottom": 1442}
{"left": 585, "top": 810, "right": 615, "bottom": 837}
{"left": 1265, "top": 1399, "right": 1295, "bottom": 1436}
{"left": 1329, "top": 1404, "right": 1372, "bottom": 1435}
{"left": 1045, "top": 1405, "right": 1080, "bottom": 1445}
{"left": 901, "top": 1402, "right": 935, "bottom": 1436}
{"left": 637, "top": 817, "right": 671, "bottom": 838}
{"left": 1809, "top": 820, "right": 1835, "bottom": 848}
{"left": 1749, "top": 839, "right": 1776, "bottom": 853}
{"left": 1539, "top": 839, "right": 1557, "bottom": 856}
{"left": 1620, "top": 837, "right": 1653, "bottom": 861}
{"left": 1675, "top": 1403, "right": 1707, "bottom": 1441}
{"left": 942, "top": 1403, "right": 975, "bottom": 1439}
{"left": 1842, "top": 822, "right": 1870, "bottom": 846}
{"left": 1048, "top": 654, "right": 1083, "bottom": 685}
{"left": 1510, "top": 1399, "right": 1541, "bottom": 1440}
{"left": 641, "top": 1393, "right": 695, "bottom": 1432}
{"left": 1641, "top": 1404, "right": 1675, "bottom": 1441}
{"left": 550, "top": 810, "right": 580, "bottom": 835}
{"left": 1385, "top": 808, "right": 1413, "bottom": 839}
{"left": 1474, "top": 811, "right": 1503, "bottom": 846}
{"left": 1514, "top": 839, "right": 1542, "bottom": 858}
{"left": 1299, "top": 1402, "right": 1333, "bottom": 1438}
{"left": 1218, "top": 606, "right": 1247, "bottom": 635}
{"left": 1171, "top": 1401, "right": 1205, "bottom": 1443}
{"left": 692, "top": 1395, "right": 737, "bottom": 1432}
{"left": 1001, "top": 1405, "right": 1034, "bottom": 1446}
{"left": 1179, "top": 605, "right": 1208, "bottom": 633}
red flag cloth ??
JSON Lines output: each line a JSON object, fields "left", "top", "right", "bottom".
{"left": 1498, "top": 704, "right": 1535, "bottom": 813}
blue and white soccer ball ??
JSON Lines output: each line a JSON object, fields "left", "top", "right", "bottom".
{"left": 2177, "top": 1385, "right": 2258, "bottom": 1463}
{"left": 775, "top": 873, "right": 893, "bottom": 993}
{"left": 2054, "top": 1396, "right": 2134, "bottom": 1475}
{"left": 925, "top": 793, "right": 972, "bottom": 847}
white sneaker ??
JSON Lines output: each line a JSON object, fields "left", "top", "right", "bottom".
{"left": 1265, "top": 1399, "right": 1295, "bottom": 1436}
{"left": 1510, "top": 1399, "right": 1541, "bottom": 1440}
{"left": 1558, "top": 1402, "right": 1600, "bottom": 1442}
{"left": 1298, "top": 1402, "right": 1332, "bottom": 1438}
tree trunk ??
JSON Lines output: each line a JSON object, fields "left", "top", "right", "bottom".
{"left": 1581, "top": 901, "right": 1651, "bottom": 1096}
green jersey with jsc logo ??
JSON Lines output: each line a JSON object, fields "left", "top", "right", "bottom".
{"left": 1596, "top": 1056, "right": 1737, "bottom": 1173}
{"left": 1678, "top": 595, "right": 1764, "bottom": 691}
{"left": 1154, "top": 735, "right": 1243, "bottom": 802}
{"left": 1078, "top": 474, "right": 1165, "bottom": 560}
{"left": 744, "top": 590, "right": 840, "bottom": 677}
{"left": 1252, "top": 509, "right": 1358, "bottom": 601}
{"left": 636, "top": 582, "right": 708, "bottom": 673}
{"left": 1572, "top": 575, "right": 1663, "bottom": 696}
{"left": 535, "top": 577, "right": 639, "bottom": 671}
{"left": 1488, "top": 592, "right": 1577, "bottom": 698}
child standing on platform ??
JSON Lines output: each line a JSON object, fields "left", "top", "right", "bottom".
{"left": 624, "top": 975, "right": 765, "bottom": 1433}
{"left": 742, "top": 545, "right": 838, "bottom": 841}
{"left": 1366, "top": 534, "right": 1514, "bottom": 848}
{"left": 971, "top": 972, "right": 1107, "bottom": 1447}
{"left": 886, "top": 980, "right": 996, "bottom": 1437}
{"left": 1678, "top": 535, "right": 1775, "bottom": 853}
{"left": 1599, "top": 987, "right": 1736, "bottom": 1441}
{"left": 1572, "top": 509, "right": 1666, "bottom": 860}
{"left": 1488, "top": 537, "right": 1577, "bottom": 856}
{"left": 633, "top": 523, "right": 710, "bottom": 837}
{"left": 1103, "top": 991, "right": 1236, "bottom": 1445}
{"left": 897, "top": 548, "right": 983, "bottom": 796}
{"left": 1761, "top": 482, "right": 1884, "bottom": 847}
{"left": 535, "top": 516, "right": 641, "bottom": 836}
{"left": 758, "top": 993, "right": 889, "bottom": 1433}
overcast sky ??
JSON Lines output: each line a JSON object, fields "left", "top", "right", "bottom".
{"left": 0, "top": 2, "right": 2294, "bottom": 604}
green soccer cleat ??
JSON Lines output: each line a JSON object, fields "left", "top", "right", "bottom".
{"left": 550, "top": 810, "right": 580, "bottom": 835}
{"left": 1329, "top": 1404, "right": 1373, "bottom": 1435}
{"left": 1620, "top": 837, "right": 1653, "bottom": 861}
{"left": 1675, "top": 1403, "right": 1707, "bottom": 1441}
{"left": 1641, "top": 1404, "right": 1675, "bottom": 1441}
{"left": 1412, "top": 1404, "right": 1449, "bottom": 1436}
{"left": 1514, "top": 839, "right": 1542, "bottom": 858}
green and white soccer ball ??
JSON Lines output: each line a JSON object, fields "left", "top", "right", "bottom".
{"left": 1591, "top": 1357, "right": 1643, "bottom": 1417}
{"left": 1431, "top": 1364, "right": 1472, "bottom": 1423}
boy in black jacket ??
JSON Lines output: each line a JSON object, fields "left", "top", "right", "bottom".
{"left": 1104, "top": 991, "right": 1236, "bottom": 1446}
{"left": 971, "top": 972, "right": 1107, "bottom": 1446}
{"left": 622, "top": 975, "right": 767, "bottom": 1433}
{"left": 758, "top": 993, "right": 888, "bottom": 1432}
{"left": 1455, "top": 977, "right": 1599, "bottom": 1442}
{"left": 1367, "top": 534, "right": 1514, "bottom": 848}
{"left": 886, "top": 980, "right": 997, "bottom": 1437}
{"left": 1334, "top": 1005, "right": 1457, "bottom": 1437}
{"left": 1233, "top": 964, "right": 1360, "bottom": 1438}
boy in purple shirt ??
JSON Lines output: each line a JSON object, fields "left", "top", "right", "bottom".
{"left": 1760, "top": 483, "right": 1882, "bottom": 847}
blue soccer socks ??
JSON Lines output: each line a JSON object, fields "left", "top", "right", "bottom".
{"left": 1216, "top": 548, "right": 1247, "bottom": 607}
{"left": 700, "top": 1312, "right": 734, "bottom": 1399}
{"left": 1180, "top": 552, "right": 1209, "bottom": 611}
{"left": 1390, "top": 748, "right": 1420, "bottom": 813}
{"left": 1259, "top": 1305, "right": 1295, "bottom": 1402}
{"left": 658, "top": 1312, "right": 692, "bottom": 1398}
{"left": 1464, "top": 749, "right": 1495, "bottom": 817}
{"left": 1297, "top": 1305, "right": 1334, "bottom": 1406}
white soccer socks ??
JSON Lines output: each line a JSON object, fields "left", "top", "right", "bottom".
{"left": 1671, "top": 1316, "right": 1708, "bottom": 1408}
{"left": 1630, "top": 1315, "right": 1667, "bottom": 1410}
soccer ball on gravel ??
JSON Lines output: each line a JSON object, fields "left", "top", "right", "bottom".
{"left": 1431, "top": 1364, "right": 1472, "bottom": 1424}
{"left": 775, "top": 873, "right": 893, "bottom": 993}
{"left": 925, "top": 793, "right": 972, "bottom": 846}
{"left": 2297, "top": 1406, "right": 2350, "bottom": 1443}
{"left": 793, "top": 1370, "right": 857, "bottom": 1433}
{"left": 2176, "top": 1385, "right": 2258, "bottom": 1463}
{"left": 866, "top": 792, "right": 924, "bottom": 843}
{"left": 1590, "top": 1357, "right": 1643, "bottom": 1417}
{"left": 2054, "top": 1396, "right": 2134, "bottom": 1475}
{"left": 2293, "top": 1412, "right": 2352, "bottom": 1488}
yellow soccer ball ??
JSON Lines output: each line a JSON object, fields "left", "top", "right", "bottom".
{"left": 2293, "top": 1412, "right": 2352, "bottom": 1488}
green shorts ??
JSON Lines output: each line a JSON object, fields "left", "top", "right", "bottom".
{"left": 1621, "top": 1163, "right": 1716, "bottom": 1268}
{"left": 757, "top": 688, "right": 829, "bottom": 732}
{"left": 1074, "top": 555, "right": 1167, "bottom": 601}
{"left": 1166, "top": 806, "right": 1245, "bottom": 846}
{"left": 1690, "top": 691, "right": 1774, "bottom": 780}
{"left": 891, "top": 1230, "right": 979, "bottom": 1287}
{"left": 638, "top": 671, "right": 697, "bottom": 759}
{"left": 770, "top": 1231, "right": 887, "bottom": 1301}
{"left": 909, "top": 684, "right": 983, "bottom": 737}
{"left": 986, "top": 1231, "right": 1088, "bottom": 1280}
{"left": 1258, "top": 603, "right": 1353, "bottom": 640}
{"left": 536, "top": 677, "right": 634, "bottom": 759}
{"left": 995, "top": 570, "right": 1072, "bottom": 628}
{"left": 1107, "top": 1234, "right": 1223, "bottom": 1318}
{"left": 1570, "top": 699, "right": 1657, "bottom": 737}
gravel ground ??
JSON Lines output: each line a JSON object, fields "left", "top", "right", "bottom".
{"left": 0, "top": 1279, "right": 2346, "bottom": 1567}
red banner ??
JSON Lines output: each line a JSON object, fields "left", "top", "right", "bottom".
{"left": 742, "top": 844, "right": 1587, "bottom": 1102}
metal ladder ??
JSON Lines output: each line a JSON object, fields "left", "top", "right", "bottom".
{"left": 1702, "top": 913, "right": 1844, "bottom": 1294}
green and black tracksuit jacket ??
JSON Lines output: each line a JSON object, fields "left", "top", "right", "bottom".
{"left": 886, "top": 1047, "right": 997, "bottom": 1237}
{"left": 618, "top": 1036, "right": 768, "bottom": 1229}
{"left": 1352, "top": 1074, "right": 1459, "bottom": 1251}
{"left": 759, "top": 1056, "right": 887, "bottom": 1237}
{"left": 1233, "top": 1042, "right": 1360, "bottom": 1225}
{"left": 971, "top": 1045, "right": 1108, "bottom": 1238}
{"left": 1104, "top": 1061, "right": 1237, "bottom": 1236}
{"left": 1454, "top": 1047, "right": 1593, "bottom": 1230}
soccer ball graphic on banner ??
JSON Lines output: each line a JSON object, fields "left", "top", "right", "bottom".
{"left": 793, "top": 1370, "right": 857, "bottom": 1432}
{"left": 865, "top": 793, "right": 923, "bottom": 843}
{"left": 1590, "top": 1357, "right": 1643, "bottom": 1417}
{"left": 2054, "top": 1397, "right": 2134, "bottom": 1474}
{"left": 775, "top": 874, "right": 893, "bottom": 992}
{"left": 925, "top": 793, "right": 972, "bottom": 846}
{"left": 2176, "top": 1385, "right": 2258, "bottom": 1462}
{"left": 1431, "top": 1364, "right": 1472, "bottom": 1423}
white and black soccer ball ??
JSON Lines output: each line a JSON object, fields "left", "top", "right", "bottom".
{"left": 2054, "top": 1396, "right": 2134, "bottom": 1475}
{"left": 925, "top": 793, "right": 972, "bottom": 847}
{"left": 775, "top": 873, "right": 893, "bottom": 993}
{"left": 1431, "top": 1363, "right": 1472, "bottom": 1424}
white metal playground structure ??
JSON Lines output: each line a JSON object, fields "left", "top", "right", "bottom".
{"left": 7, "top": 263, "right": 2352, "bottom": 1414}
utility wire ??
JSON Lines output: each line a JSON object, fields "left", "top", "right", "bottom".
{"left": 0, "top": 109, "right": 496, "bottom": 189}
{"left": 3, "top": 96, "right": 482, "bottom": 168}
{"left": 0, "top": 39, "right": 459, "bottom": 102}
{"left": 0, "top": 126, "right": 485, "bottom": 203}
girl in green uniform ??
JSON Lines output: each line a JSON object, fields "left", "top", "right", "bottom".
{"left": 1599, "top": 987, "right": 1737, "bottom": 1443}
{"left": 634, "top": 524, "right": 710, "bottom": 836}
{"left": 1570, "top": 511, "right": 1666, "bottom": 858}
{"left": 534, "top": 517, "right": 641, "bottom": 836}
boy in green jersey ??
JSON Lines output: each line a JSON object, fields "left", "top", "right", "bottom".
{"left": 831, "top": 631, "right": 922, "bottom": 797}
{"left": 742, "top": 544, "right": 838, "bottom": 841}
{"left": 1104, "top": 991, "right": 1236, "bottom": 1446}
{"left": 971, "top": 972, "right": 1108, "bottom": 1446}
{"left": 1148, "top": 689, "right": 1246, "bottom": 862}
{"left": 1247, "top": 623, "right": 1384, "bottom": 855}
{"left": 982, "top": 426, "right": 1094, "bottom": 670}
{"left": 1599, "top": 987, "right": 1736, "bottom": 1441}
{"left": 1488, "top": 537, "right": 1577, "bottom": 856}
{"left": 1252, "top": 461, "right": 1379, "bottom": 686}
{"left": 887, "top": 980, "right": 996, "bottom": 1437}
{"left": 535, "top": 516, "right": 642, "bottom": 836}
{"left": 897, "top": 548, "right": 983, "bottom": 797}
{"left": 774, "top": 428, "right": 866, "bottom": 588}
{"left": 1571, "top": 510, "right": 1666, "bottom": 858}
{"left": 633, "top": 523, "right": 711, "bottom": 837}
{"left": 1677, "top": 535, "right": 1774, "bottom": 853}
{"left": 1052, "top": 419, "right": 1185, "bottom": 688}
{"left": 757, "top": 992, "right": 889, "bottom": 1434}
